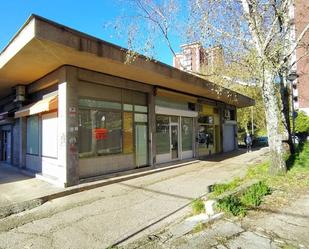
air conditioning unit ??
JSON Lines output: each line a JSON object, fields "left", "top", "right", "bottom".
{"left": 14, "top": 85, "right": 26, "bottom": 103}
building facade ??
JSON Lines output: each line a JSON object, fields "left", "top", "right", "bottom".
{"left": 0, "top": 15, "right": 253, "bottom": 187}
{"left": 173, "top": 42, "right": 223, "bottom": 74}
{"left": 292, "top": 0, "right": 309, "bottom": 114}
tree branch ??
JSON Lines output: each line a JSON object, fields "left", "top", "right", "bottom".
{"left": 278, "top": 22, "right": 309, "bottom": 69}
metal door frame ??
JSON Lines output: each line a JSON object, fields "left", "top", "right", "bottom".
{"left": 170, "top": 118, "right": 180, "bottom": 161}
{"left": 134, "top": 122, "right": 149, "bottom": 168}
{"left": 1, "top": 130, "right": 12, "bottom": 163}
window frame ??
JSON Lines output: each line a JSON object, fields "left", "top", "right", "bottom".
{"left": 78, "top": 95, "right": 149, "bottom": 159}
{"left": 78, "top": 106, "right": 123, "bottom": 158}
{"left": 26, "top": 115, "right": 40, "bottom": 156}
{"left": 181, "top": 117, "right": 193, "bottom": 152}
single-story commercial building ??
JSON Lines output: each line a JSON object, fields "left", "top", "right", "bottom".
{"left": 0, "top": 15, "right": 254, "bottom": 187}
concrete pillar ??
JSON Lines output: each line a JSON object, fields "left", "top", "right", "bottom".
{"left": 57, "top": 66, "right": 79, "bottom": 187}
{"left": 19, "top": 117, "right": 27, "bottom": 168}
{"left": 66, "top": 67, "right": 79, "bottom": 186}
{"left": 148, "top": 89, "right": 156, "bottom": 166}
{"left": 58, "top": 80, "right": 68, "bottom": 185}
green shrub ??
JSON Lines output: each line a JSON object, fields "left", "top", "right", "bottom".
{"left": 192, "top": 221, "right": 204, "bottom": 233}
{"left": 240, "top": 181, "right": 271, "bottom": 207}
{"left": 294, "top": 142, "right": 309, "bottom": 169}
{"left": 286, "top": 141, "right": 309, "bottom": 171}
{"left": 211, "top": 177, "right": 243, "bottom": 197}
{"left": 216, "top": 195, "right": 246, "bottom": 217}
{"left": 246, "top": 161, "right": 269, "bottom": 180}
{"left": 295, "top": 111, "right": 309, "bottom": 134}
{"left": 216, "top": 181, "right": 271, "bottom": 216}
{"left": 192, "top": 199, "right": 205, "bottom": 215}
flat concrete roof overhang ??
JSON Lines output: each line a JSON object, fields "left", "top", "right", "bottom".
{"left": 0, "top": 15, "right": 254, "bottom": 108}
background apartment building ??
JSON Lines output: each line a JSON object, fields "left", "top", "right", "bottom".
{"left": 292, "top": 0, "right": 309, "bottom": 114}
{"left": 173, "top": 42, "right": 223, "bottom": 74}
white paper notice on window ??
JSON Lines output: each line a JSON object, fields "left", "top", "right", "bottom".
{"left": 42, "top": 112, "right": 58, "bottom": 158}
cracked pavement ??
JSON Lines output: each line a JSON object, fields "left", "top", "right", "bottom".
{"left": 0, "top": 148, "right": 268, "bottom": 249}
{"left": 124, "top": 192, "right": 309, "bottom": 249}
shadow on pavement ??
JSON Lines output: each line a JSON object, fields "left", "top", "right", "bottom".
{"left": 199, "top": 147, "right": 265, "bottom": 162}
{"left": 109, "top": 190, "right": 209, "bottom": 248}
{"left": 119, "top": 182, "right": 195, "bottom": 201}
{"left": 0, "top": 164, "right": 33, "bottom": 185}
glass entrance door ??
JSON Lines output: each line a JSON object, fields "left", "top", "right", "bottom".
{"left": 1, "top": 131, "right": 11, "bottom": 163}
{"left": 135, "top": 123, "right": 148, "bottom": 167}
{"left": 171, "top": 124, "right": 179, "bottom": 159}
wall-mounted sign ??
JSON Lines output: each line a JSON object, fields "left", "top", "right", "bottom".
{"left": 93, "top": 128, "right": 108, "bottom": 140}
{"left": 69, "top": 107, "right": 77, "bottom": 117}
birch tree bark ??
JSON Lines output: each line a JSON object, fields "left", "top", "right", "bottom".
{"left": 262, "top": 69, "right": 287, "bottom": 174}
{"left": 240, "top": 0, "right": 287, "bottom": 174}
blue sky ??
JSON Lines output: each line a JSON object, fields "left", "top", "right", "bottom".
{"left": 0, "top": 0, "right": 184, "bottom": 65}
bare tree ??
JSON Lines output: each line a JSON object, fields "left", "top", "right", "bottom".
{"left": 114, "top": 0, "right": 309, "bottom": 175}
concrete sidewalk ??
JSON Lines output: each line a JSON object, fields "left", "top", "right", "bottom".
{"left": 0, "top": 148, "right": 266, "bottom": 218}
{"left": 0, "top": 165, "right": 61, "bottom": 212}
{"left": 0, "top": 148, "right": 269, "bottom": 249}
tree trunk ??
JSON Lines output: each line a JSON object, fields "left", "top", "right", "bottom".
{"left": 262, "top": 70, "right": 287, "bottom": 175}
{"left": 279, "top": 73, "right": 295, "bottom": 155}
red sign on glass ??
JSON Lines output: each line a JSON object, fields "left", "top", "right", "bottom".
{"left": 93, "top": 128, "right": 108, "bottom": 140}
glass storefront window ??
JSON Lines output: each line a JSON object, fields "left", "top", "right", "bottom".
{"left": 78, "top": 109, "right": 92, "bottom": 155}
{"left": 78, "top": 97, "right": 148, "bottom": 159}
{"left": 123, "top": 104, "right": 133, "bottom": 111}
{"left": 198, "top": 115, "right": 214, "bottom": 124}
{"left": 26, "top": 115, "right": 39, "bottom": 155}
{"left": 79, "top": 98, "right": 121, "bottom": 110}
{"left": 198, "top": 125, "right": 214, "bottom": 148}
{"left": 156, "top": 115, "right": 170, "bottom": 154}
{"left": 95, "top": 111, "right": 122, "bottom": 155}
{"left": 123, "top": 112, "right": 133, "bottom": 154}
{"left": 134, "top": 105, "right": 148, "bottom": 113}
{"left": 171, "top": 116, "right": 179, "bottom": 123}
{"left": 134, "top": 113, "right": 148, "bottom": 123}
{"left": 78, "top": 108, "right": 122, "bottom": 157}
{"left": 182, "top": 117, "right": 193, "bottom": 151}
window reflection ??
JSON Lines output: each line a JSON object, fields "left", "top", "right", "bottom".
{"left": 182, "top": 117, "right": 193, "bottom": 151}
{"left": 198, "top": 125, "right": 214, "bottom": 148}
{"left": 156, "top": 115, "right": 170, "bottom": 154}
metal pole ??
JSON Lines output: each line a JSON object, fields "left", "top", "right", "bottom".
{"left": 251, "top": 106, "right": 254, "bottom": 135}
{"left": 291, "top": 81, "right": 296, "bottom": 145}
{"left": 287, "top": 71, "right": 299, "bottom": 146}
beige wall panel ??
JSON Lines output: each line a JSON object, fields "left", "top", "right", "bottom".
{"left": 79, "top": 154, "right": 135, "bottom": 178}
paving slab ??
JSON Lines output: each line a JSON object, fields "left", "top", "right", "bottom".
{"left": 170, "top": 220, "right": 244, "bottom": 249}
{"left": 226, "top": 231, "right": 280, "bottom": 249}
{"left": 242, "top": 194, "right": 309, "bottom": 248}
